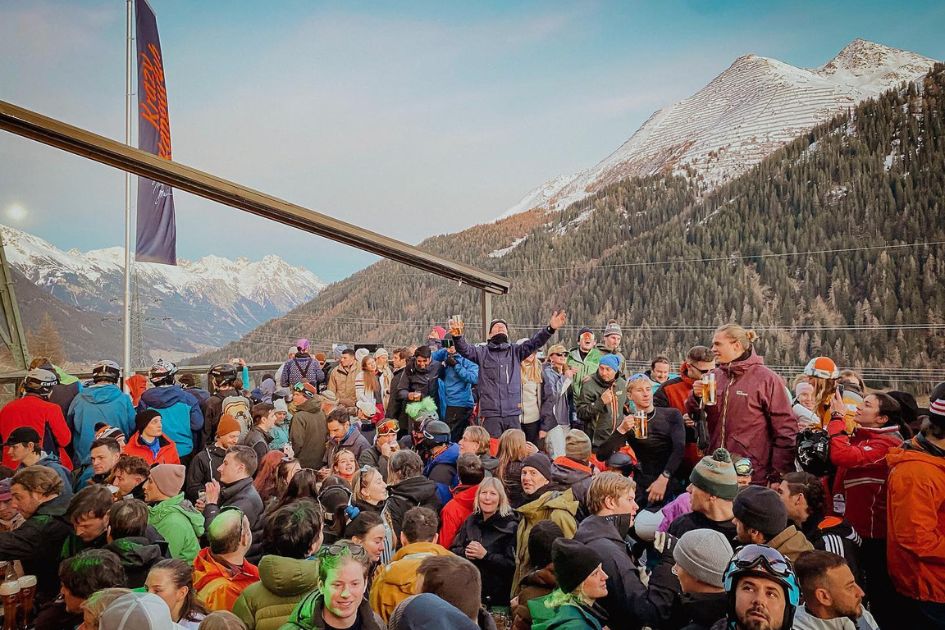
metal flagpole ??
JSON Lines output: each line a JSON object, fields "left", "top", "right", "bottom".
{"left": 123, "top": 0, "right": 134, "bottom": 386}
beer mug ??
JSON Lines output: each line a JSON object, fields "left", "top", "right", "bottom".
{"left": 702, "top": 372, "right": 717, "bottom": 406}
{"left": 15, "top": 576, "right": 35, "bottom": 630}
{"left": 634, "top": 411, "right": 648, "bottom": 439}
{"left": 450, "top": 314, "right": 464, "bottom": 336}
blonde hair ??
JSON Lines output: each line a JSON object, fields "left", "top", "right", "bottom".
{"left": 586, "top": 472, "right": 636, "bottom": 515}
{"left": 521, "top": 355, "right": 543, "bottom": 384}
{"left": 81, "top": 588, "right": 132, "bottom": 626}
{"left": 715, "top": 323, "right": 758, "bottom": 349}
{"left": 474, "top": 477, "right": 513, "bottom": 517}
{"left": 463, "top": 425, "right": 492, "bottom": 456}
{"left": 353, "top": 465, "right": 381, "bottom": 502}
{"left": 497, "top": 429, "right": 529, "bottom": 481}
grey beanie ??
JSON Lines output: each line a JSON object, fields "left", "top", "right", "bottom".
{"left": 672, "top": 529, "right": 734, "bottom": 588}
{"left": 733, "top": 485, "right": 788, "bottom": 538}
{"left": 99, "top": 592, "right": 183, "bottom": 630}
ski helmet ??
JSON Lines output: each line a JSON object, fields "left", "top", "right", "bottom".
{"left": 795, "top": 428, "right": 833, "bottom": 477}
{"left": 91, "top": 360, "right": 121, "bottom": 384}
{"left": 209, "top": 363, "right": 239, "bottom": 388}
{"left": 421, "top": 420, "right": 451, "bottom": 448}
{"left": 149, "top": 359, "right": 178, "bottom": 386}
{"left": 804, "top": 357, "right": 839, "bottom": 380}
{"left": 723, "top": 544, "right": 800, "bottom": 630}
{"left": 23, "top": 368, "right": 58, "bottom": 397}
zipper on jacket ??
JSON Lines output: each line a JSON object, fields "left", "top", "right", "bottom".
{"left": 721, "top": 367, "right": 737, "bottom": 447}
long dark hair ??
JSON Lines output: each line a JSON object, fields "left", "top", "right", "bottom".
{"left": 149, "top": 559, "right": 208, "bottom": 622}
{"left": 873, "top": 392, "right": 913, "bottom": 439}
{"left": 264, "top": 468, "right": 319, "bottom": 517}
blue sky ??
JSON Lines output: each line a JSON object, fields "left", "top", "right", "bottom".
{"left": 1, "top": 0, "right": 943, "bottom": 282}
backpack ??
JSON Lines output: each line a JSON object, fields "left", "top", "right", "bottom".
{"left": 221, "top": 395, "right": 252, "bottom": 439}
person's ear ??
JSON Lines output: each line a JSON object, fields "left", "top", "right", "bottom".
{"left": 399, "top": 531, "right": 408, "bottom": 548}
{"left": 814, "top": 586, "right": 832, "bottom": 608}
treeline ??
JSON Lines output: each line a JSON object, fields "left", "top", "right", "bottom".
{"left": 195, "top": 64, "right": 945, "bottom": 390}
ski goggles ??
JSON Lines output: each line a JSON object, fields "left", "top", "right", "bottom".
{"left": 734, "top": 458, "right": 754, "bottom": 477}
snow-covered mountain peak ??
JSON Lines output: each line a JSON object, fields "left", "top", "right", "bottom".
{"left": 0, "top": 224, "right": 326, "bottom": 354}
{"left": 498, "top": 38, "right": 938, "bottom": 220}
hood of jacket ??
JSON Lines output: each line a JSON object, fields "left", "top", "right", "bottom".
{"left": 428, "top": 442, "right": 460, "bottom": 469}
{"left": 140, "top": 384, "right": 197, "bottom": 408}
{"left": 720, "top": 349, "right": 765, "bottom": 377}
{"left": 679, "top": 591, "right": 728, "bottom": 627}
{"left": 449, "top": 484, "right": 479, "bottom": 512}
{"left": 888, "top": 436, "right": 945, "bottom": 471}
{"left": 105, "top": 536, "right": 167, "bottom": 570}
{"left": 574, "top": 514, "right": 623, "bottom": 546}
{"left": 768, "top": 524, "right": 814, "bottom": 559}
{"left": 385, "top": 543, "right": 452, "bottom": 587}
{"left": 297, "top": 397, "right": 323, "bottom": 414}
{"left": 193, "top": 547, "right": 259, "bottom": 591}
{"left": 75, "top": 382, "right": 126, "bottom": 405}
{"left": 389, "top": 475, "right": 439, "bottom": 505}
{"left": 518, "top": 488, "right": 578, "bottom": 521}
{"left": 35, "top": 492, "right": 70, "bottom": 518}
{"left": 257, "top": 554, "right": 319, "bottom": 597}
{"left": 150, "top": 493, "right": 205, "bottom": 536}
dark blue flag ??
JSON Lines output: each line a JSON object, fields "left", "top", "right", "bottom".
{"left": 135, "top": 0, "right": 176, "bottom": 265}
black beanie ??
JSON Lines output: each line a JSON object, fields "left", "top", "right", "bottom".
{"left": 553, "top": 538, "right": 603, "bottom": 594}
{"left": 488, "top": 319, "right": 508, "bottom": 334}
{"left": 733, "top": 485, "right": 788, "bottom": 538}
{"left": 135, "top": 409, "right": 161, "bottom": 435}
{"left": 522, "top": 453, "right": 553, "bottom": 485}
{"left": 528, "top": 520, "right": 565, "bottom": 570}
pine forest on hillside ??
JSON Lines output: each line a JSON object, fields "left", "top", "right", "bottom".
{"left": 202, "top": 64, "right": 945, "bottom": 389}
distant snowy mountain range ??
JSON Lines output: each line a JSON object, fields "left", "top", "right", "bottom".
{"left": 499, "top": 39, "right": 938, "bottom": 219}
{"left": 0, "top": 224, "right": 325, "bottom": 362}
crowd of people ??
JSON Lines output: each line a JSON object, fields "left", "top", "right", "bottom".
{"left": 0, "top": 312, "right": 942, "bottom": 630}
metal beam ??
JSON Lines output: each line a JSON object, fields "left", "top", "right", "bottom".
{"left": 0, "top": 99, "right": 511, "bottom": 295}
{"left": 0, "top": 230, "right": 29, "bottom": 369}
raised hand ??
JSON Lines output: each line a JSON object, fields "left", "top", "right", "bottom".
{"left": 549, "top": 310, "right": 567, "bottom": 331}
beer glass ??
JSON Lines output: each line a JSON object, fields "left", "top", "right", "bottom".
{"left": 15, "top": 577, "right": 34, "bottom": 630}
{"left": 703, "top": 373, "right": 717, "bottom": 406}
{"left": 0, "top": 580, "right": 20, "bottom": 630}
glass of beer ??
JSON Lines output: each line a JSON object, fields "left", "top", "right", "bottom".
{"left": 15, "top": 576, "right": 34, "bottom": 630}
{"left": 634, "top": 411, "right": 648, "bottom": 438}
{"left": 0, "top": 580, "right": 20, "bottom": 630}
{"left": 703, "top": 372, "right": 717, "bottom": 406}
{"left": 450, "top": 315, "right": 464, "bottom": 336}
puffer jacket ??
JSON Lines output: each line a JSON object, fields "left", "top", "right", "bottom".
{"left": 123, "top": 431, "right": 181, "bottom": 465}
{"left": 233, "top": 555, "right": 319, "bottom": 630}
{"left": 454, "top": 326, "right": 555, "bottom": 418}
{"left": 193, "top": 547, "right": 260, "bottom": 612}
{"left": 432, "top": 348, "right": 479, "bottom": 410}
{"left": 827, "top": 417, "right": 903, "bottom": 539}
{"left": 653, "top": 368, "right": 695, "bottom": 414}
{"left": 369, "top": 541, "right": 452, "bottom": 623}
{"left": 575, "top": 371, "right": 628, "bottom": 448}
{"left": 685, "top": 350, "right": 796, "bottom": 485}
{"left": 424, "top": 442, "right": 461, "bottom": 505}
{"left": 138, "top": 384, "right": 204, "bottom": 457}
{"left": 540, "top": 365, "right": 573, "bottom": 432}
{"left": 512, "top": 567, "right": 556, "bottom": 630}
{"left": 450, "top": 511, "right": 519, "bottom": 607}
{"left": 0, "top": 394, "right": 73, "bottom": 470}
{"left": 438, "top": 483, "right": 479, "bottom": 549}
{"left": 886, "top": 435, "right": 945, "bottom": 603}
{"left": 513, "top": 487, "right": 578, "bottom": 594}
{"left": 67, "top": 383, "right": 137, "bottom": 464}
{"left": 148, "top": 492, "right": 205, "bottom": 562}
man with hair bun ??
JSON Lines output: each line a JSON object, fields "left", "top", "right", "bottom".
{"left": 687, "top": 323, "right": 797, "bottom": 486}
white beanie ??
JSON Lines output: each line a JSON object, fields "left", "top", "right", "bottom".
{"left": 672, "top": 529, "right": 734, "bottom": 588}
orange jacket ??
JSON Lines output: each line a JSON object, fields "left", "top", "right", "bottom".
{"left": 193, "top": 547, "right": 260, "bottom": 611}
{"left": 122, "top": 432, "right": 181, "bottom": 465}
{"left": 886, "top": 439, "right": 945, "bottom": 602}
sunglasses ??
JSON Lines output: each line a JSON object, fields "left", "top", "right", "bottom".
{"left": 691, "top": 365, "right": 712, "bottom": 375}
{"left": 317, "top": 542, "right": 368, "bottom": 560}
{"left": 549, "top": 352, "right": 564, "bottom": 357}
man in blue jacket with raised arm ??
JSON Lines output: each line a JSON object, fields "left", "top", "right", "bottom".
{"left": 432, "top": 333, "right": 479, "bottom": 443}
{"left": 452, "top": 310, "right": 566, "bottom": 438}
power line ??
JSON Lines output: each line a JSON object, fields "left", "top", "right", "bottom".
{"left": 396, "top": 239, "right": 945, "bottom": 276}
